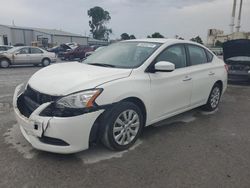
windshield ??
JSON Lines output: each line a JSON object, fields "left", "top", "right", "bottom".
{"left": 84, "top": 41, "right": 161, "bottom": 68}
{"left": 7, "top": 47, "right": 22, "bottom": 53}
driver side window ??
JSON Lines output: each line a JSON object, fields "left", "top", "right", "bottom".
{"left": 156, "top": 45, "right": 187, "bottom": 69}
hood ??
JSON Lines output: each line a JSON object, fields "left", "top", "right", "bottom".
{"left": 223, "top": 39, "right": 250, "bottom": 61}
{"left": 28, "top": 62, "right": 132, "bottom": 96}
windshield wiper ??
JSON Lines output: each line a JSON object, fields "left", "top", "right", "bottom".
{"left": 88, "top": 63, "right": 116, "bottom": 68}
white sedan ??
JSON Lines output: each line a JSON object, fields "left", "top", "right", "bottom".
{"left": 13, "top": 39, "right": 227, "bottom": 154}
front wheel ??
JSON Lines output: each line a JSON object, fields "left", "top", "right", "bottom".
{"left": 101, "top": 102, "right": 143, "bottom": 151}
{"left": 0, "top": 59, "right": 10, "bottom": 68}
{"left": 204, "top": 83, "right": 222, "bottom": 111}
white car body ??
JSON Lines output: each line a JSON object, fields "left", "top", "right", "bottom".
{"left": 13, "top": 39, "right": 227, "bottom": 154}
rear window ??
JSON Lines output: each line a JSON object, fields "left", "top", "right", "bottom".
{"left": 188, "top": 45, "right": 208, "bottom": 65}
{"left": 206, "top": 50, "right": 214, "bottom": 62}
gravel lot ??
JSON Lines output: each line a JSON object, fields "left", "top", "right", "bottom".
{"left": 0, "top": 64, "right": 250, "bottom": 188}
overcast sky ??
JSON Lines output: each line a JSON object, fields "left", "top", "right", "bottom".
{"left": 0, "top": 0, "right": 250, "bottom": 41}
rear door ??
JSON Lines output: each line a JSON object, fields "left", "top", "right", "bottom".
{"left": 30, "top": 47, "right": 44, "bottom": 64}
{"left": 186, "top": 44, "right": 216, "bottom": 106}
{"left": 13, "top": 47, "right": 31, "bottom": 64}
{"left": 149, "top": 44, "right": 193, "bottom": 122}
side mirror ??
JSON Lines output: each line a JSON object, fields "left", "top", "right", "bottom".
{"left": 154, "top": 61, "right": 175, "bottom": 72}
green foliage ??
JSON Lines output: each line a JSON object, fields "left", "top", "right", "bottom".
{"left": 190, "top": 36, "right": 203, "bottom": 44}
{"left": 129, "top": 35, "right": 136, "bottom": 39}
{"left": 121, "top": 33, "right": 130, "bottom": 40}
{"left": 88, "top": 6, "right": 112, "bottom": 40}
{"left": 147, "top": 32, "right": 164, "bottom": 38}
{"left": 215, "top": 40, "right": 223, "bottom": 47}
{"left": 120, "top": 33, "right": 136, "bottom": 40}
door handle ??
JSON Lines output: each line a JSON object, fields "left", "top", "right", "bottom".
{"left": 183, "top": 76, "right": 192, "bottom": 81}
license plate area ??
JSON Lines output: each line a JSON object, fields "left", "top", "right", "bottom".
{"left": 18, "top": 116, "right": 44, "bottom": 137}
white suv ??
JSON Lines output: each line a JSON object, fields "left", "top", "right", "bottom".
{"left": 13, "top": 39, "right": 227, "bottom": 154}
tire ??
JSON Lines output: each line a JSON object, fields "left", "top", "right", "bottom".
{"left": 101, "top": 101, "right": 143, "bottom": 151}
{"left": 41, "top": 58, "right": 51, "bottom": 67}
{"left": 0, "top": 58, "right": 10, "bottom": 68}
{"left": 204, "top": 83, "right": 222, "bottom": 111}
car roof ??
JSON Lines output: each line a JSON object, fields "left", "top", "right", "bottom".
{"left": 123, "top": 38, "right": 204, "bottom": 46}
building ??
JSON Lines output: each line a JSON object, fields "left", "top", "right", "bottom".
{"left": 207, "top": 0, "right": 250, "bottom": 47}
{"left": 0, "top": 24, "right": 88, "bottom": 47}
{"left": 207, "top": 29, "right": 250, "bottom": 47}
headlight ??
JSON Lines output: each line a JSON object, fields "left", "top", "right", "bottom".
{"left": 56, "top": 89, "right": 102, "bottom": 109}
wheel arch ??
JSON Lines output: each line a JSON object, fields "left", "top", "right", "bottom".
{"left": 0, "top": 57, "right": 11, "bottom": 64}
{"left": 89, "top": 96, "right": 147, "bottom": 145}
{"left": 42, "top": 57, "right": 51, "bottom": 62}
{"left": 214, "top": 80, "right": 223, "bottom": 92}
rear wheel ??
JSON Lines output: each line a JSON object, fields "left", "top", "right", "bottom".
{"left": 41, "top": 58, "right": 51, "bottom": 67}
{"left": 0, "top": 59, "right": 10, "bottom": 68}
{"left": 204, "top": 83, "right": 222, "bottom": 111}
{"left": 101, "top": 102, "right": 143, "bottom": 151}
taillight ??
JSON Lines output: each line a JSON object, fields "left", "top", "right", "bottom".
{"left": 224, "top": 64, "right": 229, "bottom": 73}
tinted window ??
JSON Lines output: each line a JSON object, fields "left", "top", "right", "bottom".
{"left": 31, "top": 48, "right": 43, "bottom": 54}
{"left": 188, "top": 45, "right": 207, "bottom": 65}
{"left": 206, "top": 50, "right": 214, "bottom": 62}
{"left": 0, "top": 47, "right": 5, "bottom": 51}
{"left": 156, "top": 45, "right": 187, "bottom": 69}
{"left": 18, "top": 48, "right": 29, "bottom": 54}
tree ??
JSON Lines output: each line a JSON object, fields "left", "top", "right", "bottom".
{"left": 129, "top": 35, "right": 136, "bottom": 39}
{"left": 215, "top": 40, "right": 223, "bottom": 47}
{"left": 121, "top": 33, "right": 130, "bottom": 40}
{"left": 120, "top": 33, "right": 136, "bottom": 40}
{"left": 88, "top": 6, "right": 112, "bottom": 40}
{"left": 175, "top": 35, "right": 184, "bottom": 40}
{"left": 147, "top": 32, "right": 164, "bottom": 38}
{"left": 190, "top": 36, "right": 203, "bottom": 44}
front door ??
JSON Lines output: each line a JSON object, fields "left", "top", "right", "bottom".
{"left": 148, "top": 44, "right": 192, "bottom": 123}
{"left": 13, "top": 47, "right": 30, "bottom": 64}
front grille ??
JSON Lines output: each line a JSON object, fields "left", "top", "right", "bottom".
{"left": 25, "top": 85, "right": 59, "bottom": 105}
{"left": 17, "top": 86, "right": 60, "bottom": 117}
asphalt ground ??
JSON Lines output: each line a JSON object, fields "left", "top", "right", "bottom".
{"left": 0, "top": 64, "right": 250, "bottom": 188}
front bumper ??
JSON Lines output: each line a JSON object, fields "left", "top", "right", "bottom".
{"left": 13, "top": 84, "right": 104, "bottom": 154}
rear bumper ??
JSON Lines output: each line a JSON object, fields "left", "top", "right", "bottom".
{"left": 228, "top": 71, "right": 250, "bottom": 82}
{"left": 13, "top": 84, "right": 104, "bottom": 154}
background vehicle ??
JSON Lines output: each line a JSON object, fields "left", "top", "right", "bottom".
{"left": 0, "top": 46, "right": 56, "bottom": 68}
{"left": 223, "top": 39, "right": 250, "bottom": 82}
{"left": 13, "top": 39, "right": 227, "bottom": 154}
{"left": 47, "top": 44, "right": 74, "bottom": 58}
{"left": 0, "top": 45, "right": 13, "bottom": 52}
{"left": 62, "top": 45, "right": 94, "bottom": 60}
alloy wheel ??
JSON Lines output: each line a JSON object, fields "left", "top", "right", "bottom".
{"left": 210, "top": 87, "right": 220, "bottom": 109}
{"left": 113, "top": 109, "right": 140, "bottom": 146}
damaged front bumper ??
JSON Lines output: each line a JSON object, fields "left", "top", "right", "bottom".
{"left": 13, "top": 84, "right": 104, "bottom": 154}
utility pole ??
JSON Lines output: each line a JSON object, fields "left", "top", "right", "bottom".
{"left": 230, "top": 0, "right": 237, "bottom": 34}
{"left": 235, "top": 0, "right": 243, "bottom": 32}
